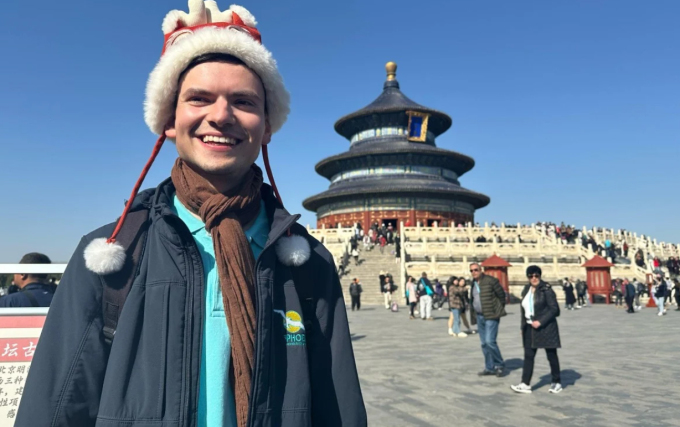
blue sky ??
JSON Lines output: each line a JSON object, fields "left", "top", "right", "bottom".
{"left": 1, "top": 0, "right": 678, "bottom": 262}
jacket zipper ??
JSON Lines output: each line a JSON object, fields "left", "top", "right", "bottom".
{"left": 246, "top": 215, "right": 300, "bottom": 427}
{"left": 164, "top": 215, "right": 204, "bottom": 427}
{"left": 531, "top": 290, "right": 535, "bottom": 348}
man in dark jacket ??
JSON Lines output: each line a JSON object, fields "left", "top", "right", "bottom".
{"left": 16, "top": 2, "right": 366, "bottom": 426}
{"left": 624, "top": 280, "right": 636, "bottom": 313}
{"left": 349, "top": 278, "right": 363, "bottom": 311}
{"left": 0, "top": 252, "right": 55, "bottom": 308}
{"left": 469, "top": 263, "right": 506, "bottom": 377}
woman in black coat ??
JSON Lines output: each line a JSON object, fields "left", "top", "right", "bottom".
{"left": 511, "top": 265, "right": 563, "bottom": 394}
{"left": 562, "top": 278, "right": 576, "bottom": 310}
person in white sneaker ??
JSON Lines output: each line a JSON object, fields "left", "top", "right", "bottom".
{"left": 652, "top": 276, "right": 667, "bottom": 316}
{"left": 511, "top": 266, "right": 563, "bottom": 394}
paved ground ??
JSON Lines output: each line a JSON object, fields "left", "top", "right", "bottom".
{"left": 347, "top": 301, "right": 680, "bottom": 427}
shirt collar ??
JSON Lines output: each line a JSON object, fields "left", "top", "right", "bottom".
{"left": 172, "top": 195, "right": 204, "bottom": 234}
{"left": 172, "top": 195, "right": 269, "bottom": 249}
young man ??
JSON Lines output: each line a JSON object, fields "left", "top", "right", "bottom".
{"left": 0, "top": 252, "right": 55, "bottom": 308}
{"left": 16, "top": 2, "right": 366, "bottom": 426}
{"left": 469, "top": 262, "right": 507, "bottom": 377}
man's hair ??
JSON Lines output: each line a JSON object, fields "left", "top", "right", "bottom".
{"left": 19, "top": 252, "right": 52, "bottom": 279}
{"left": 469, "top": 262, "right": 480, "bottom": 269}
{"left": 421, "top": 272, "right": 427, "bottom": 278}
{"left": 178, "top": 53, "right": 246, "bottom": 83}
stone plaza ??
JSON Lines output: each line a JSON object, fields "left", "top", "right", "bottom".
{"left": 348, "top": 302, "right": 680, "bottom": 427}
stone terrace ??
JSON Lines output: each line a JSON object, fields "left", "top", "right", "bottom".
{"left": 347, "top": 303, "right": 680, "bottom": 426}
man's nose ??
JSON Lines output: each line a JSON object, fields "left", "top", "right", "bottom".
{"left": 207, "top": 98, "right": 236, "bottom": 127}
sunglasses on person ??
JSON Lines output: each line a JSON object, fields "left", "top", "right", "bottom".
{"left": 527, "top": 274, "right": 541, "bottom": 279}
{"left": 470, "top": 268, "right": 480, "bottom": 272}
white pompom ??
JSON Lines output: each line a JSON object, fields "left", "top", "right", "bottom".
{"left": 275, "top": 234, "right": 310, "bottom": 267}
{"left": 83, "top": 238, "right": 127, "bottom": 275}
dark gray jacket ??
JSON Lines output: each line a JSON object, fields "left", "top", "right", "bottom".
{"left": 16, "top": 180, "right": 366, "bottom": 427}
{"left": 469, "top": 274, "right": 506, "bottom": 320}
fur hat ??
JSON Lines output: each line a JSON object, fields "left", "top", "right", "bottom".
{"left": 145, "top": 0, "right": 289, "bottom": 135}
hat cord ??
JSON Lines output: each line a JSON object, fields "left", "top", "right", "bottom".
{"left": 107, "top": 134, "right": 167, "bottom": 244}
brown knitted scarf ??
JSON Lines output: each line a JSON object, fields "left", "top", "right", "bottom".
{"left": 171, "top": 158, "right": 263, "bottom": 427}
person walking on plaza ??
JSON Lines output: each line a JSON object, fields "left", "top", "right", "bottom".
{"left": 673, "top": 279, "right": 680, "bottom": 310}
{"left": 417, "top": 272, "right": 435, "bottom": 320}
{"left": 469, "top": 263, "right": 506, "bottom": 377}
{"left": 350, "top": 278, "right": 363, "bottom": 311}
{"left": 511, "top": 266, "right": 563, "bottom": 394}
{"left": 562, "top": 277, "right": 576, "bottom": 310}
{"left": 16, "top": 2, "right": 366, "bottom": 425}
{"left": 352, "top": 247, "right": 360, "bottom": 266}
{"left": 383, "top": 276, "right": 393, "bottom": 309}
{"left": 433, "top": 278, "right": 446, "bottom": 310}
{"left": 624, "top": 279, "right": 636, "bottom": 313}
{"left": 406, "top": 276, "right": 418, "bottom": 319}
{"left": 653, "top": 276, "right": 667, "bottom": 316}
{"left": 612, "top": 279, "right": 624, "bottom": 308}
{"left": 458, "top": 278, "right": 476, "bottom": 334}
{"left": 634, "top": 278, "right": 645, "bottom": 311}
{"left": 447, "top": 276, "right": 468, "bottom": 338}
{"left": 0, "top": 252, "right": 56, "bottom": 308}
{"left": 575, "top": 279, "right": 586, "bottom": 308}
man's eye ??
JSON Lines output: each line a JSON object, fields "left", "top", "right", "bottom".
{"left": 189, "top": 97, "right": 209, "bottom": 103}
{"left": 236, "top": 99, "right": 255, "bottom": 107}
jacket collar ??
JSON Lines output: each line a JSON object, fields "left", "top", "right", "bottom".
{"left": 22, "top": 282, "right": 51, "bottom": 291}
{"left": 524, "top": 280, "right": 548, "bottom": 294}
{"left": 147, "top": 177, "right": 300, "bottom": 247}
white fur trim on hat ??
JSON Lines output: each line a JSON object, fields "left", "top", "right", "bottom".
{"left": 146, "top": 1, "right": 289, "bottom": 135}
{"left": 275, "top": 235, "right": 311, "bottom": 267}
{"left": 84, "top": 238, "right": 126, "bottom": 275}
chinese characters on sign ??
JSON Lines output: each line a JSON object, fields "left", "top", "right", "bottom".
{"left": 0, "top": 315, "right": 45, "bottom": 426}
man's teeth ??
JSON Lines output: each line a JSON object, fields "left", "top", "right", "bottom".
{"left": 202, "top": 135, "right": 237, "bottom": 145}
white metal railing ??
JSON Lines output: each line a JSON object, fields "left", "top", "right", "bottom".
{"left": 0, "top": 264, "right": 67, "bottom": 274}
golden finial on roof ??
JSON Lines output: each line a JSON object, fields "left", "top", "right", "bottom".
{"left": 386, "top": 61, "right": 397, "bottom": 81}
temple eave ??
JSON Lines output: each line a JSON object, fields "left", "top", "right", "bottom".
{"left": 303, "top": 187, "right": 490, "bottom": 213}
{"left": 315, "top": 147, "right": 476, "bottom": 179}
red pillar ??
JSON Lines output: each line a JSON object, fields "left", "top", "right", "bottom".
{"left": 362, "top": 211, "right": 370, "bottom": 231}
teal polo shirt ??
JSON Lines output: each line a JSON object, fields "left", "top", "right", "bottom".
{"left": 172, "top": 196, "right": 269, "bottom": 427}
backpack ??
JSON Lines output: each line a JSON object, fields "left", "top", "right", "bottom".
{"left": 101, "top": 207, "right": 318, "bottom": 346}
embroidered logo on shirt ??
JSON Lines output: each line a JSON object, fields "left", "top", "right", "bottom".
{"left": 274, "top": 310, "right": 306, "bottom": 346}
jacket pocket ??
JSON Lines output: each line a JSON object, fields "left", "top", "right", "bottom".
{"left": 97, "top": 280, "right": 186, "bottom": 422}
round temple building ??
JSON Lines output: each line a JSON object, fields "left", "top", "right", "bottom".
{"left": 303, "top": 62, "right": 490, "bottom": 229}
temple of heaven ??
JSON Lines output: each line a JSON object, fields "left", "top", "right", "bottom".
{"left": 302, "top": 62, "right": 490, "bottom": 229}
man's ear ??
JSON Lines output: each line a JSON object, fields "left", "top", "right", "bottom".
{"left": 261, "top": 119, "right": 272, "bottom": 146}
{"left": 164, "top": 115, "right": 177, "bottom": 139}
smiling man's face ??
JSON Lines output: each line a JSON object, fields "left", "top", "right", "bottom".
{"left": 165, "top": 60, "right": 271, "bottom": 189}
